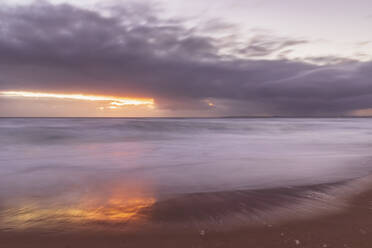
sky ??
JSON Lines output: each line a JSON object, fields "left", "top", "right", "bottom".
{"left": 0, "top": 0, "right": 371, "bottom": 117}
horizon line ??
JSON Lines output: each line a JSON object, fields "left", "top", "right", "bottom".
{"left": 1, "top": 116, "right": 372, "bottom": 119}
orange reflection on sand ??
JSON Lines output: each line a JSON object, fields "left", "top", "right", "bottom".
{"left": 69, "top": 196, "right": 155, "bottom": 222}
{"left": 2, "top": 187, "right": 156, "bottom": 229}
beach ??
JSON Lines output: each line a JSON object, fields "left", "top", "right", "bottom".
{"left": 1, "top": 176, "right": 372, "bottom": 248}
{"left": 1, "top": 118, "right": 372, "bottom": 247}
{"left": 1, "top": 0, "right": 371, "bottom": 245}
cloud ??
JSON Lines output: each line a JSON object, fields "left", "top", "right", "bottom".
{"left": 0, "top": 1, "right": 371, "bottom": 116}
{"left": 236, "top": 35, "right": 308, "bottom": 57}
{"left": 301, "top": 56, "right": 357, "bottom": 65}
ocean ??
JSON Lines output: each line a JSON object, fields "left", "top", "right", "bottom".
{"left": 1, "top": 118, "right": 372, "bottom": 231}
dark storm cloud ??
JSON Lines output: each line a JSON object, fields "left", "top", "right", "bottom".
{"left": 0, "top": 2, "right": 371, "bottom": 116}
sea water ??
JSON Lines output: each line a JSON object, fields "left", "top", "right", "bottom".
{"left": 1, "top": 118, "right": 372, "bottom": 230}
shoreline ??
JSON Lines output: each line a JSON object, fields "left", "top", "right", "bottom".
{"left": 2, "top": 176, "right": 372, "bottom": 247}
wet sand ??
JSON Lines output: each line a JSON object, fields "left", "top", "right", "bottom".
{"left": 1, "top": 181, "right": 372, "bottom": 248}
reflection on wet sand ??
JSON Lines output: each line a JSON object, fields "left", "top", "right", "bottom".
{"left": 3, "top": 179, "right": 372, "bottom": 248}
{"left": 1, "top": 174, "right": 372, "bottom": 246}
{"left": 1, "top": 187, "right": 156, "bottom": 231}
{"left": 1, "top": 182, "right": 350, "bottom": 233}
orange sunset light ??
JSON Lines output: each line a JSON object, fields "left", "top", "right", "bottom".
{"left": 0, "top": 91, "right": 154, "bottom": 107}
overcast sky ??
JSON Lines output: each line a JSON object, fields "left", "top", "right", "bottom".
{"left": 0, "top": 0, "right": 371, "bottom": 117}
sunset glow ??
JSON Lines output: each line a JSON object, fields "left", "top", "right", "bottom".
{"left": 3, "top": 196, "right": 156, "bottom": 229}
{"left": 0, "top": 91, "right": 154, "bottom": 106}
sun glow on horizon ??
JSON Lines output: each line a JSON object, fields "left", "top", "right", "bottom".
{"left": 0, "top": 91, "right": 155, "bottom": 108}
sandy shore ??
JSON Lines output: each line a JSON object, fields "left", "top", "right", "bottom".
{"left": 1, "top": 180, "right": 372, "bottom": 248}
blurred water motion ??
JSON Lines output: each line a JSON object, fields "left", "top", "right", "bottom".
{"left": 1, "top": 118, "right": 372, "bottom": 231}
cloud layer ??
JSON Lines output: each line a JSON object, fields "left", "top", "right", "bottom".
{"left": 0, "top": 2, "right": 371, "bottom": 116}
